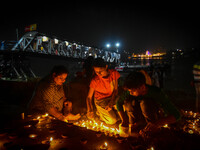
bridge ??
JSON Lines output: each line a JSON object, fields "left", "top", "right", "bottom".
{"left": 0, "top": 32, "right": 121, "bottom": 81}
{"left": 11, "top": 31, "right": 120, "bottom": 63}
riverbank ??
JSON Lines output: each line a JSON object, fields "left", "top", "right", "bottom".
{"left": 0, "top": 54, "right": 199, "bottom": 124}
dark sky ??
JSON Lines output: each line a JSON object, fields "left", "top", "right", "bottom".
{"left": 1, "top": 2, "right": 200, "bottom": 52}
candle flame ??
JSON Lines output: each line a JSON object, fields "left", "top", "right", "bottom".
{"left": 29, "top": 134, "right": 37, "bottom": 138}
{"left": 163, "top": 124, "right": 168, "bottom": 128}
{"left": 50, "top": 137, "right": 53, "bottom": 141}
{"left": 150, "top": 147, "right": 154, "bottom": 150}
{"left": 72, "top": 119, "right": 120, "bottom": 137}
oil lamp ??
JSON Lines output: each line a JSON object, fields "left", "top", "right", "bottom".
{"left": 100, "top": 142, "right": 108, "bottom": 150}
{"left": 29, "top": 134, "right": 37, "bottom": 139}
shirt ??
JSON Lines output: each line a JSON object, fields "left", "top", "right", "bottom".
{"left": 193, "top": 61, "right": 200, "bottom": 83}
{"left": 29, "top": 76, "right": 65, "bottom": 113}
{"left": 90, "top": 69, "right": 120, "bottom": 100}
{"left": 116, "top": 85, "right": 181, "bottom": 121}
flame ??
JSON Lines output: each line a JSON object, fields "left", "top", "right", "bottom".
{"left": 73, "top": 119, "right": 119, "bottom": 137}
{"left": 50, "top": 137, "right": 53, "bottom": 141}
{"left": 163, "top": 124, "right": 168, "bottom": 128}
{"left": 29, "top": 134, "right": 37, "bottom": 138}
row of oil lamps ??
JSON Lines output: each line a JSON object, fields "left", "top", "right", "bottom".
{"left": 24, "top": 110, "right": 200, "bottom": 137}
{"left": 22, "top": 110, "right": 200, "bottom": 149}
{"left": 74, "top": 120, "right": 120, "bottom": 137}
{"left": 22, "top": 113, "right": 110, "bottom": 150}
{"left": 182, "top": 111, "right": 200, "bottom": 135}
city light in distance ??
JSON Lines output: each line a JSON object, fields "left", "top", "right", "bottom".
{"left": 116, "top": 42, "right": 120, "bottom": 47}
{"left": 106, "top": 43, "right": 110, "bottom": 48}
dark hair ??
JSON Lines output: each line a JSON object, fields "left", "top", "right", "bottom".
{"left": 50, "top": 65, "right": 68, "bottom": 76}
{"left": 93, "top": 58, "right": 107, "bottom": 68}
{"left": 123, "top": 71, "right": 146, "bottom": 89}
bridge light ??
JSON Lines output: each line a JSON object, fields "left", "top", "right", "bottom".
{"left": 65, "top": 41, "right": 69, "bottom": 46}
{"left": 106, "top": 44, "right": 110, "bottom": 48}
{"left": 116, "top": 42, "right": 120, "bottom": 47}
{"left": 54, "top": 39, "right": 59, "bottom": 44}
{"left": 42, "top": 36, "right": 48, "bottom": 42}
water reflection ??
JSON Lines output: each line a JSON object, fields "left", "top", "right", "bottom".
{"left": 126, "top": 57, "right": 164, "bottom": 67}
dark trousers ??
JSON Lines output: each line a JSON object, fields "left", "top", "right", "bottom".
{"left": 124, "top": 99, "right": 161, "bottom": 124}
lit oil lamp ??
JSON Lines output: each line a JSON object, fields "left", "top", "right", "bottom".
{"left": 100, "top": 142, "right": 108, "bottom": 150}
{"left": 147, "top": 146, "right": 155, "bottom": 150}
{"left": 41, "top": 137, "right": 53, "bottom": 144}
{"left": 50, "top": 137, "right": 53, "bottom": 142}
{"left": 73, "top": 119, "right": 120, "bottom": 138}
{"left": 29, "top": 134, "right": 37, "bottom": 139}
{"left": 24, "top": 125, "right": 32, "bottom": 128}
{"left": 163, "top": 124, "right": 169, "bottom": 128}
{"left": 42, "top": 113, "right": 49, "bottom": 118}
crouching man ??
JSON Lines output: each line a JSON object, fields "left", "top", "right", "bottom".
{"left": 116, "top": 71, "right": 181, "bottom": 137}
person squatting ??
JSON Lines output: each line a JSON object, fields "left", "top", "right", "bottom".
{"left": 28, "top": 58, "right": 181, "bottom": 137}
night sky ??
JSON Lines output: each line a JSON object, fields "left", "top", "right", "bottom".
{"left": 1, "top": 2, "right": 200, "bottom": 52}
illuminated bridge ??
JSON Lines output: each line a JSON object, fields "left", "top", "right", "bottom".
{"left": 11, "top": 31, "right": 120, "bottom": 63}
{"left": 0, "top": 31, "right": 120, "bottom": 81}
